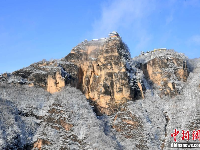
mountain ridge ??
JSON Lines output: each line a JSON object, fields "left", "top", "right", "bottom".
{"left": 0, "top": 32, "right": 199, "bottom": 149}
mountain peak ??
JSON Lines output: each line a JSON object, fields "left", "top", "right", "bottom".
{"left": 0, "top": 33, "right": 197, "bottom": 150}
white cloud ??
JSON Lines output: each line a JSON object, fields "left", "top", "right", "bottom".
{"left": 166, "top": 13, "right": 173, "bottom": 25}
{"left": 135, "top": 34, "right": 152, "bottom": 50}
{"left": 91, "top": 0, "right": 156, "bottom": 40}
{"left": 188, "top": 35, "right": 200, "bottom": 45}
{"left": 91, "top": 0, "right": 198, "bottom": 52}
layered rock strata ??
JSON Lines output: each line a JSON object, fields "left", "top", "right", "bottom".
{"left": 134, "top": 50, "right": 189, "bottom": 97}
{"left": 64, "top": 37, "right": 144, "bottom": 114}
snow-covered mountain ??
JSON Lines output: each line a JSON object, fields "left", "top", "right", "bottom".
{"left": 0, "top": 32, "right": 200, "bottom": 149}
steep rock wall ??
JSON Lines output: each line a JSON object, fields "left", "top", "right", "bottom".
{"left": 47, "top": 72, "right": 65, "bottom": 93}
{"left": 64, "top": 38, "right": 143, "bottom": 114}
{"left": 141, "top": 56, "right": 188, "bottom": 97}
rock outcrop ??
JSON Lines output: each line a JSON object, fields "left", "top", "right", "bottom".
{"left": 6, "top": 38, "right": 189, "bottom": 114}
{"left": 11, "top": 60, "right": 78, "bottom": 94}
{"left": 133, "top": 50, "right": 189, "bottom": 97}
{"left": 64, "top": 37, "right": 143, "bottom": 114}
{"left": 9, "top": 36, "right": 144, "bottom": 115}
{"left": 2, "top": 32, "right": 200, "bottom": 150}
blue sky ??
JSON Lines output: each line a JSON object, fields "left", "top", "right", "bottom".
{"left": 0, "top": 0, "right": 200, "bottom": 73}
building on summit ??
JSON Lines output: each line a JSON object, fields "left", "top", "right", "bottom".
{"left": 153, "top": 48, "right": 167, "bottom": 52}
{"left": 109, "top": 31, "right": 119, "bottom": 38}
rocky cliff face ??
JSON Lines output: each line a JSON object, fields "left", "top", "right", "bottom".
{"left": 2, "top": 39, "right": 189, "bottom": 115}
{"left": 1, "top": 32, "right": 199, "bottom": 150}
{"left": 10, "top": 36, "right": 145, "bottom": 115}
{"left": 133, "top": 50, "right": 189, "bottom": 97}
{"left": 64, "top": 37, "right": 144, "bottom": 114}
